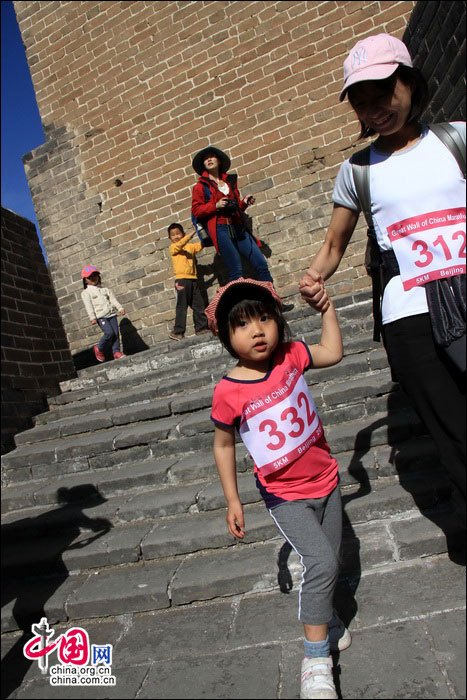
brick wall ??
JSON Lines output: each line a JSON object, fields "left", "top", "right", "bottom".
{"left": 404, "top": 0, "right": 466, "bottom": 123}
{"left": 1, "top": 207, "right": 75, "bottom": 454}
{"left": 12, "top": 0, "right": 428, "bottom": 353}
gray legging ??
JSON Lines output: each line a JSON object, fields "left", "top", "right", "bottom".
{"left": 269, "top": 485, "right": 342, "bottom": 625}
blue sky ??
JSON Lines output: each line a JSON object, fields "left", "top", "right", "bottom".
{"left": 1, "top": 0, "right": 47, "bottom": 260}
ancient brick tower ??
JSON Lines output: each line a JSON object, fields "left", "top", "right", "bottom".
{"left": 13, "top": 1, "right": 465, "bottom": 355}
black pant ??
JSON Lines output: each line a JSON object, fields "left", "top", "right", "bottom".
{"left": 173, "top": 278, "right": 208, "bottom": 335}
{"left": 383, "top": 313, "right": 466, "bottom": 520}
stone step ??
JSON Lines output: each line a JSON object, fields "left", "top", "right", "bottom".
{"left": 2, "top": 473, "right": 454, "bottom": 577}
{"left": 54, "top": 291, "right": 374, "bottom": 396}
{"left": 1, "top": 429, "right": 441, "bottom": 517}
{"left": 13, "top": 360, "right": 396, "bottom": 447}
{"left": 44, "top": 329, "right": 385, "bottom": 424}
{"left": 1, "top": 505, "right": 462, "bottom": 633}
{"left": 1, "top": 400, "right": 427, "bottom": 488}
{"left": 35, "top": 342, "right": 388, "bottom": 428}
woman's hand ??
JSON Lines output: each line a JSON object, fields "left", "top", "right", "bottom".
{"left": 91, "top": 319, "right": 97, "bottom": 325}
{"left": 226, "top": 499, "right": 245, "bottom": 539}
{"left": 243, "top": 195, "right": 255, "bottom": 206}
{"left": 299, "top": 269, "right": 330, "bottom": 312}
{"left": 216, "top": 197, "right": 229, "bottom": 210}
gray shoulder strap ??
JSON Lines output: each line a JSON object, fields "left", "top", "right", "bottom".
{"left": 350, "top": 124, "right": 466, "bottom": 230}
{"left": 350, "top": 146, "right": 373, "bottom": 231}
{"left": 428, "top": 123, "right": 466, "bottom": 177}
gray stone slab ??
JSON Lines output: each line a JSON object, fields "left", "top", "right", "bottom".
{"left": 168, "top": 451, "right": 218, "bottom": 482}
{"left": 326, "top": 411, "right": 413, "bottom": 454}
{"left": 50, "top": 396, "right": 109, "bottom": 421}
{"left": 117, "top": 483, "right": 201, "bottom": 521}
{"left": 380, "top": 435, "right": 440, "bottom": 474}
{"left": 97, "top": 457, "right": 175, "bottom": 493}
{"left": 343, "top": 479, "right": 444, "bottom": 524}
{"left": 350, "top": 557, "right": 466, "bottom": 629}
{"left": 3, "top": 514, "right": 117, "bottom": 572}
{"left": 342, "top": 520, "right": 395, "bottom": 573}
{"left": 170, "top": 388, "right": 213, "bottom": 414}
{"left": 114, "top": 598, "right": 234, "bottom": 664}
{"left": 149, "top": 432, "right": 213, "bottom": 460}
{"left": 197, "top": 471, "right": 260, "bottom": 511}
{"left": 111, "top": 401, "right": 171, "bottom": 426}
{"left": 334, "top": 449, "right": 378, "bottom": 486}
{"left": 59, "top": 413, "right": 114, "bottom": 437}
{"left": 14, "top": 664, "right": 149, "bottom": 700}
{"left": 108, "top": 381, "right": 158, "bottom": 406}
{"left": 31, "top": 456, "right": 90, "bottom": 481}
{"left": 31, "top": 458, "right": 175, "bottom": 507}
{"left": 55, "top": 431, "right": 120, "bottom": 460}
{"left": 321, "top": 402, "right": 367, "bottom": 426}
{"left": 177, "top": 409, "right": 214, "bottom": 437}
{"left": 335, "top": 620, "right": 453, "bottom": 699}
{"left": 425, "top": 610, "right": 466, "bottom": 698}
{"left": 170, "top": 541, "right": 280, "bottom": 605}
{"left": 227, "top": 589, "right": 302, "bottom": 649}
{"left": 61, "top": 522, "right": 152, "bottom": 569}
{"left": 1, "top": 442, "right": 59, "bottom": 468}
{"left": 142, "top": 511, "right": 233, "bottom": 559}
{"left": 88, "top": 445, "right": 150, "bottom": 469}
{"left": 113, "top": 419, "right": 173, "bottom": 449}
{"left": 139, "top": 645, "right": 281, "bottom": 699}
{"left": 1, "top": 574, "right": 87, "bottom": 633}
{"left": 3, "top": 615, "right": 130, "bottom": 698}
{"left": 142, "top": 503, "right": 275, "bottom": 560}
{"left": 14, "top": 422, "right": 61, "bottom": 445}
{"left": 1, "top": 482, "right": 39, "bottom": 511}
{"left": 322, "top": 371, "right": 394, "bottom": 407}
{"left": 390, "top": 512, "right": 463, "bottom": 560}
{"left": 66, "top": 560, "right": 177, "bottom": 619}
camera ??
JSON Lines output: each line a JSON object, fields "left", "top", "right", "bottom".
{"left": 223, "top": 199, "right": 237, "bottom": 215}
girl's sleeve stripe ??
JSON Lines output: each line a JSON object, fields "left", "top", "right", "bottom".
{"left": 211, "top": 416, "right": 235, "bottom": 428}
{"left": 299, "top": 340, "right": 313, "bottom": 370}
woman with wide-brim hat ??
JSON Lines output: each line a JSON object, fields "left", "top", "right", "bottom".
{"left": 191, "top": 145, "right": 273, "bottom": 282}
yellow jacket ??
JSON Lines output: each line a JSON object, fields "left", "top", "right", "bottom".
{"left": 169, "top": 234, "right": 202, "bottom": 279}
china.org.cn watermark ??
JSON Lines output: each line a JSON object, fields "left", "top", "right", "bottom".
{"left": 23, "top": 618, "right": 116, "bottom": 687}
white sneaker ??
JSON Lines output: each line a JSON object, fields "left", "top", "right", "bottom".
{"left": 300, "top": 657, "right": 337, "bottom": 699}
{"left": 328, "top": 611, "right": 351, "bottom": 652}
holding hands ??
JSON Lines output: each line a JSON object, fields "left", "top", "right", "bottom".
{"left": 299, "top": 269, "right": 330, "bottom": 313}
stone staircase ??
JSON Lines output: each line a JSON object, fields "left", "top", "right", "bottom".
{"left": 1, "top": 288, "right": 462, "bottom": 633}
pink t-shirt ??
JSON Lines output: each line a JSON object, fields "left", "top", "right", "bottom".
{"left": 211, "top": 341, "right": 339, "bottom": 505}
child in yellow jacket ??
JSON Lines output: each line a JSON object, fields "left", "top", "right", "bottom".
{"left": 168, "top": 223, "right": 209, "bottom": 341}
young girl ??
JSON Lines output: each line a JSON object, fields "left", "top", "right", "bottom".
{"left": 299, "top": 33, "right": 466, "bottom": 523}
{"left": 206, "top": 277, "right": 349, "bottom": 700}
{"left": 80, "top": 265, "right": 126, "bottom": 362}
{"left": 191, "top": 145, "right": 273, "bottom": 283}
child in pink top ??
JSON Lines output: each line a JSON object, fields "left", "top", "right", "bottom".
{"left": 206, "top": 277, "right": 350, "bottom": 700}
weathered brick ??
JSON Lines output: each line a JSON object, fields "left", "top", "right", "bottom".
{"left": 11, "top": 0, "right": 463, "bottom": 363}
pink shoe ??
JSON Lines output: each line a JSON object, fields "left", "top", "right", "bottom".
{"left": 113, "top": 352, "right": 126, "bottom": 359}
{"left": 94, "top": 345, "right": 105, "bottom": 362}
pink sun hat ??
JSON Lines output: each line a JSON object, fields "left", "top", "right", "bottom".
{"left": 339, "top": 33, "right": 413, "bottom": 101}
{"left": 205, "top": 278, "right": 283, "bottom": 333}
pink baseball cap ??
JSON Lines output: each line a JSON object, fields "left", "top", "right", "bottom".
{"left": 340, "top": 33, "right": 413, "bottom": 101}
{"left": 205, "top": 278, "right": 283, "bottom": 333}
{"left": 81, "top": 265, "right": 100, "bottom": 279}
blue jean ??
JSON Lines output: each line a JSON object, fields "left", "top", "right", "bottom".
{"left": 97, "top": 315, "right": 121, "bottom": 354}
{"left": 216, "top": 224, "right": 272, "bottom": 282}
